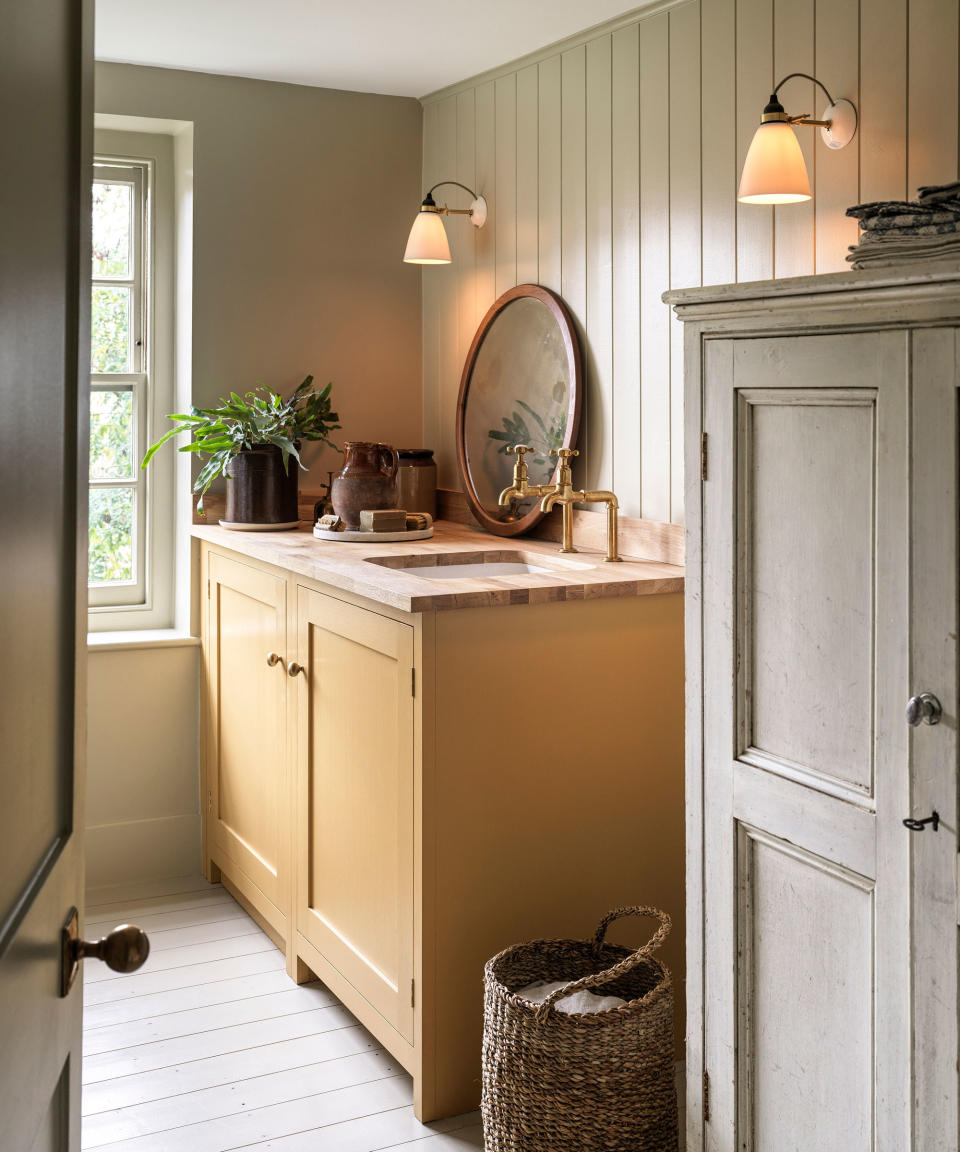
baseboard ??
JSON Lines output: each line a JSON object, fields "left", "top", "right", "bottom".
{"left": 85, "top": 812, "right": 201, "bottom": 895}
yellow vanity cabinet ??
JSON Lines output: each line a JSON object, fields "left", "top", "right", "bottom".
{"left": 198, "top": 532, "right": 685, "bottom": 1123}
{"left": 292, "top": 586, "right": 416, "bottom": 1048}
{"left": 202, "top": 550, "right": 293, "bottom": 960}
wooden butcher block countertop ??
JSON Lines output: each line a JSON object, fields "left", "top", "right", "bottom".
{"left": 192, "top": 520, "right": 684, "bottom": 613}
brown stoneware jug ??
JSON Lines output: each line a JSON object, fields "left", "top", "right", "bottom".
{"left": 331, "top": 442, "right": 400, "bottom": 529}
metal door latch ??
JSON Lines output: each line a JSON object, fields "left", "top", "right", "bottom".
{"left": 903, "top": 811, "right": 940, "bottom": 832}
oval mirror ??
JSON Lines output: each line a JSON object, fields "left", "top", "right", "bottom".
{"left": 456, "top": 284, "right": 582, "bottom": 537}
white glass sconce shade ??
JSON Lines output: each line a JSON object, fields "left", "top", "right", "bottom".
{"left": 738, "top": 121, "right": 812, "bottom": 204}
{"left": 404, "top": 210, "right": 451, "bottom": 264}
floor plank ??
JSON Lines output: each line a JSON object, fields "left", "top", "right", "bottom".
{"left": 83, "top": 1003, "right": 358, "bottom": 1083}
{"left": 86, "top": 896, "right": 239, "bottom": 937}
{"left": 84, "top": 985, "right": 338, "bottom": 1055}
{"left": 83, "top": 969, "right": 306, "bottom": 1030}
{"left": 81, "top": 1050, "right": 401, "bottom": 1147}
{"left": 81, "top": 886, "right": 483, "bottom": 1151}
{"left": 84, "top": 930, "right": 274, "bottom": 984}
{"left": 83, "top": 950, "right": 285, "bottom": 1006}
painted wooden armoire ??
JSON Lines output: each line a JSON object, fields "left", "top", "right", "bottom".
{"left": 669, "top": 267, "right": 960, "bottom": 1152}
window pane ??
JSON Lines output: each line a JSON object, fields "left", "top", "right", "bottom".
{"left": 90, "top": 389, "right": 134, "bottom": 479}
{"left": 92, "top": 181, "right": 131, "bottom": 278}
{"left": 89, "top": 487, "right": 135, "bottom": 585}
{"left": 91, "top": 285, "right": 132, "bottom": 373}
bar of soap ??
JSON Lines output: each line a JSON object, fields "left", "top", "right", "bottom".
{"left": 360, "top": 508, "right": 408, "bottom": 532}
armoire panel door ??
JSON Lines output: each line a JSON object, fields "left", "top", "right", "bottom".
{"left": 295, "top": 587, "right": 415, "bottom": 1044}
{"left": 207, "top": 552, "right": 288, "bottom": 916}
{"left": 701, "top": 328, "right": 958, "bottom": 1152}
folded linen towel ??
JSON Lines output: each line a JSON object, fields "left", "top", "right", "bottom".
{"left": 846, "top": 233, "right": 960, "bottom": 269}
{"left": 918, "top": 180, "right": 960, "bottom": 202}
{"left": 517, "top": 979, "right": 627, "bottom": 1015}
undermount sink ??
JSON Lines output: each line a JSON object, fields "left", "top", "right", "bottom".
{"left": 400, "top": 561, "right": 550, "bottom": 581}
{"left": 364, "top": 549, "right": 594, "bottom": 582}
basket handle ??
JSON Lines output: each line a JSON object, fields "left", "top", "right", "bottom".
{"left": 534, "top": 906, "right": 671, "bottom": 1022}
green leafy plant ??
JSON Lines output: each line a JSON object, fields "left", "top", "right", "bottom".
{"left": 142, "top": 375, "right": 340, "bottom": 509}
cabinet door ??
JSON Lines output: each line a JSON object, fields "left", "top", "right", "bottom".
{"left": 295, "top": 587, "right": 415, "bottom": 1043}
{"left": 698, "top": 330, "right": 958, "bottom": 1152}
{"left": 206, "top": 552, "right": 288, "bottom": 923}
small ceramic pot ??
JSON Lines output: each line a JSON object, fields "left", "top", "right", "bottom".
{"left": 331, "top": 442, "right": 400, "bottom": 529}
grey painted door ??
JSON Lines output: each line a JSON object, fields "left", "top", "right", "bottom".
{"left": 0, "top": 2, "right": 93, "bottom": 1148}
{"left": 700, "top": 328, "right": 959, "bottom": 1152}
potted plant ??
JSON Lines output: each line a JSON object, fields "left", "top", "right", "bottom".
{"left": 142, "top": 375, "right": 340, "bottom": 527}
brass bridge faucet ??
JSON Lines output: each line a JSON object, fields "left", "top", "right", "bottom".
{"left": 498, "top": 445, "right": 621, "bottom": 562}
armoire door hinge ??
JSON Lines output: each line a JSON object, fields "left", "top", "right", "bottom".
{"left": 207, "top": 578, "right": 211, "bottom": 598}
{"left": 701, "top": 433, "right": 708, "bottom": 482}
{"left": 703, "top": 1068, "right": 710, "bottom": 1122}
{"left": 411, "top": 978, "right": 416, "bottom": 1008}
{"left": 411, "top": 667, "right": 416, "bottom": 697}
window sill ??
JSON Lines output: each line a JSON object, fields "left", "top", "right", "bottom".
{"left": 87, "top": 629, "right": 200, "bottom": 653}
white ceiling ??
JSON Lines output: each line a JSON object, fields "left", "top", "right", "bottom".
{"left": 94, "top": 0, "right": 647, "bottom": 99}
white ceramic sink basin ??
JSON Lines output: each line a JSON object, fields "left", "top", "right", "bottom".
{"left": 403, "top": 561, "right": 550, "bottom": 580}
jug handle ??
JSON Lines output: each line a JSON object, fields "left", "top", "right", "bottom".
{"left": 379, "top": 445, "right": 400, "bottom": 482}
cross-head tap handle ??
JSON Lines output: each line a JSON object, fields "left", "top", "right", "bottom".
{"left": 508, "top": 444, "right": 532, "bottom": 457}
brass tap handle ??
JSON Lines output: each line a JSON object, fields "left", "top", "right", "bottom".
{"left": 508, "top": 444, "right": 533, "bottom": 457}
{"left": 549, "top": 448, "right": 579, "bottom": 460}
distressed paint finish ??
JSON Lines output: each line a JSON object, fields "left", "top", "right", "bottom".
{"left": 418, "top": 0, "right": 960, "bottom": 525}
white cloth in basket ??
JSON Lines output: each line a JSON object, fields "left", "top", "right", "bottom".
{"left": 517, "top": 979, "right": 626, "bottom": 1015}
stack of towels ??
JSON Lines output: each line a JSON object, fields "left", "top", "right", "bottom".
{"left": 846, "top": 181, "right": 960, "bottom": 269}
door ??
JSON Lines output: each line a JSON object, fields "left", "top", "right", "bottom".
{"left": 700, "top": 329, "right": 958, "bottom": 1151}
{"left": 0, "top": 1, "right": 92, "bottom": 1148}
{"left": 295, "top": 587, "right": 415, "bottom": 1043}
{"left": 205, "top": 551, "right": 289, "bottom": 936}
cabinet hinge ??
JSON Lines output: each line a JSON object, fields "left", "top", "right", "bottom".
{"left": 207, "top": 578, "right": 211, "bottom": 598}
{"left": 411, "top": 667, "right": 416, "bottom": 697}
{"left": 701, "top": 433, "right": 708, "bottom": 482}
{"left": 703, "top": 1068, "right": 710, "bottom": 1123}
{"left": 410, "top": 978, "right": 416, "bottom": 1008}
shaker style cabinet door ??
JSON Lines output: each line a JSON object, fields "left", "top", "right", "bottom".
{"left": 205, "top": 552, "right": 289, "bottom": 931}
{"left": 698, "top": 329, "right": 958, "bottom": 1152}
{"left": 294, "top": 587, "right": 415, "bottom": 1044}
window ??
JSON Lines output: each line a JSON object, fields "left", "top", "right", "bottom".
{"left": 89, "top": 160, "right": 148, "bottom": 606}
{"left": 88, "top": 127, "right": 178, "bottom": 632}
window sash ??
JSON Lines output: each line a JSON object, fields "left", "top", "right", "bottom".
{"left": 89, "top": 158, "right": 150, "bottom": 611}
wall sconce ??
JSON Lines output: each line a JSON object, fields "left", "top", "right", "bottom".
{"left": 738, "top": 73, "right": 858, "bottom": 204}
{"left": 403, "top": 181, "right": 488, "bottom": 264}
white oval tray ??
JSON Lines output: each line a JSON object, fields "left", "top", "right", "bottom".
{"left": 313, "top": 525, "right": 434, "bottom": 543}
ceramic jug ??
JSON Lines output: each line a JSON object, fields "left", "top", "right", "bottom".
{"left": 331, "top": 442, "right": 400, "bottom": 529}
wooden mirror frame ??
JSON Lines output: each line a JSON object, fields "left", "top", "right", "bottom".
{"left": 455, "top": 284, "right": 582, "bottom": 538}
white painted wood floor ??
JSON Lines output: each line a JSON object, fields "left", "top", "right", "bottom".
{"left": 81, "top": 878, "right": 483, "bottom": 1152}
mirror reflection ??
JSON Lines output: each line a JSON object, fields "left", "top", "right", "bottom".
{"left": 457, "top": 287, "right": 581, "bottom": 536}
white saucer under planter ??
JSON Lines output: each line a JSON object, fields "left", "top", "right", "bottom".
{"left": 220, "top": 519, "right": 300, "bottom": 531}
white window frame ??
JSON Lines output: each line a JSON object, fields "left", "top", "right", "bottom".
{"left": 89, "top": 160, "right": 148, "bottom": 607}
{"left": 89, "top": 129, "right": 176, "bottom": 632}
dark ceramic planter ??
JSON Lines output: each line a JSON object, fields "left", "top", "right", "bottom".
{"left": 225, "top": 445, "right": 299, "bottom": 524}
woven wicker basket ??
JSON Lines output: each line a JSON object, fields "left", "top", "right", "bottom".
{"left": 481, "top": 906, "right": 678, "bottom": 1152}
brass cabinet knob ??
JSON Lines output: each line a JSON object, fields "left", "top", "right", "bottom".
{"left": 266, "top": 652, "right": 283, "bottom": 667}
{"left": 60, "top": 908, "right": 149, "bottom": 997}
{"left": 287, "top": 661, "right": 305, "bottom": 677}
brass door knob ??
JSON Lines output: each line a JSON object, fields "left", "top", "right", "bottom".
{"left": 79, "top": 924, "right": 150, "bottom": 972}
{"left": 287, "top": 661, "right": 305, "bottom": 677}
{"left": 60, "top": 908, "right": 149, "bottom": 996}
